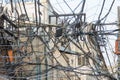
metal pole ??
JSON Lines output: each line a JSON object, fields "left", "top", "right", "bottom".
{"left": 117, "top": 6, "right": 120, "bottom": 80}
{"left": 118, "top": 55, "right": 120, "bottom": 80}
{"left": 36, "top": 56, "right": 41, "bottom": 80}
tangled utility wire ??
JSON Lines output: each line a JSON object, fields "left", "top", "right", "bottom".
{"left": 0, "top": 0, "right": 118, "bottom": 80}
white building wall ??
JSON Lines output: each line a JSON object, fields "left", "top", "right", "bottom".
{"left": 4, "top": 0, "right": 49, "bottom": 24}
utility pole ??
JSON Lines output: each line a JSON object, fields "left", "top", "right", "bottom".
{"left": 41, "top": 0, "right": 49, "bottom": 80}
{"left": 117, "top": 6, "right": 120, "bottom": 80}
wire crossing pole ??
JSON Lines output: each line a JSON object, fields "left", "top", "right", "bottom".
{"left": 0, "top": 7, "right": 4, "bottom": 27}
{"left": 117, "top": 6, "right": 120, "bottom": 80}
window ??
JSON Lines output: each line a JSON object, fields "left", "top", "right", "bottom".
{"left": 78, "top": 56, "right": 89, "bottom": 66}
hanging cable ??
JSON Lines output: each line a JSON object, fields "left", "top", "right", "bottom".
{"left": 18, "top": 0, "right": 23, "bottom": 14}
{"left": 79, "top": 0, "right": 86, "bottom": 14}
{"left": 10, "top": 0, "right": 14, "bottom": 12}
{"left": 98, "top": 0, "right": 106, "bottom": 20}
{"left": 21, "top": 0, "right": 30, "bottom": 21}
{"left": 34, "top": 0, "right": 38, "bottom": 26}
{"left": 63, "top": 0, "right": 75, "bottom": 16}
{"left": 37, "top": 0, "right": 41, "bottom": 26}
{"left": 56, "top": 0, "right": 66, "bottom": 14}
{"left": 47, "top": 0, "right": 59, "bottom": 16}
{"left": 73, "top": 1, "right": 83, "bottom": 12}
{"left": 100, "top": 0, "right": 115, "bottom": 21}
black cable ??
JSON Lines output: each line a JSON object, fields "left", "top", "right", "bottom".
{"left": 66, "top": 28, "right": 101, "bottom": 80}
{"left": 40, "top": 0, "right": 66, "bottom": 24}
{"left": 2, "top": 0, "right": 117, "bottom": 79}
{"left": 10, "top": 0, "right": 14, "bottom": 12}
{"left": 34, "top": 0, "right": 38, "bottom": 26}
{"left": 47, "top": 0, "right": 59, "bottom": 16}
{"left": 37, "top": 0, "right": 41, "bottom": 26}
{"left": 63, "top": 0, "right": 75, "bottom": 17}
{"left": 89, "top": 22, "right": 115, "bottom": 77}
{"left": 18, "top": 0, "right": 23, "bottom": 14}
{"left": 42, "top": 27, "right": 80, "bottom": 80}
{"left": 21, "top": 0, "right": 30, "bottom": 21}
{"left": 78, "top": 0, "right": 86, "bottom": 25}
{"left": 68, "top": 36, "right": 103, "bottom": 68}
{"left": 0, "top": 26, "right": 17, "bottom": 39}
{"left": 100, "top": 0, "right": 115, "bottom": 21}
{"left": 14, "top": 6, "right": 20, "bottom": 38}
{"left": 1, "top": 14, "right": 17, "bottom": 28}
{"left": 98, "top": 0, "right": 106, "bottom": 20}
{"left": 73, "top": 1, "right": 83, "bottom": 12}
{"left": 79, "top": 0, "right": 86, "bottom": 14}
{"left": 56, "top": 0, "right": 66, "bottom": 14}
{"left": 25, "top": 62, "right": 117, "bottom": 80}
{"left": 88, "top": 32, "right": 108, "bottom": 69}
{"left": 78, "top": 36, "right": 100, "bottom": 80}
{"left": 35, "top": 34, "right": 72, "bottom": 80}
